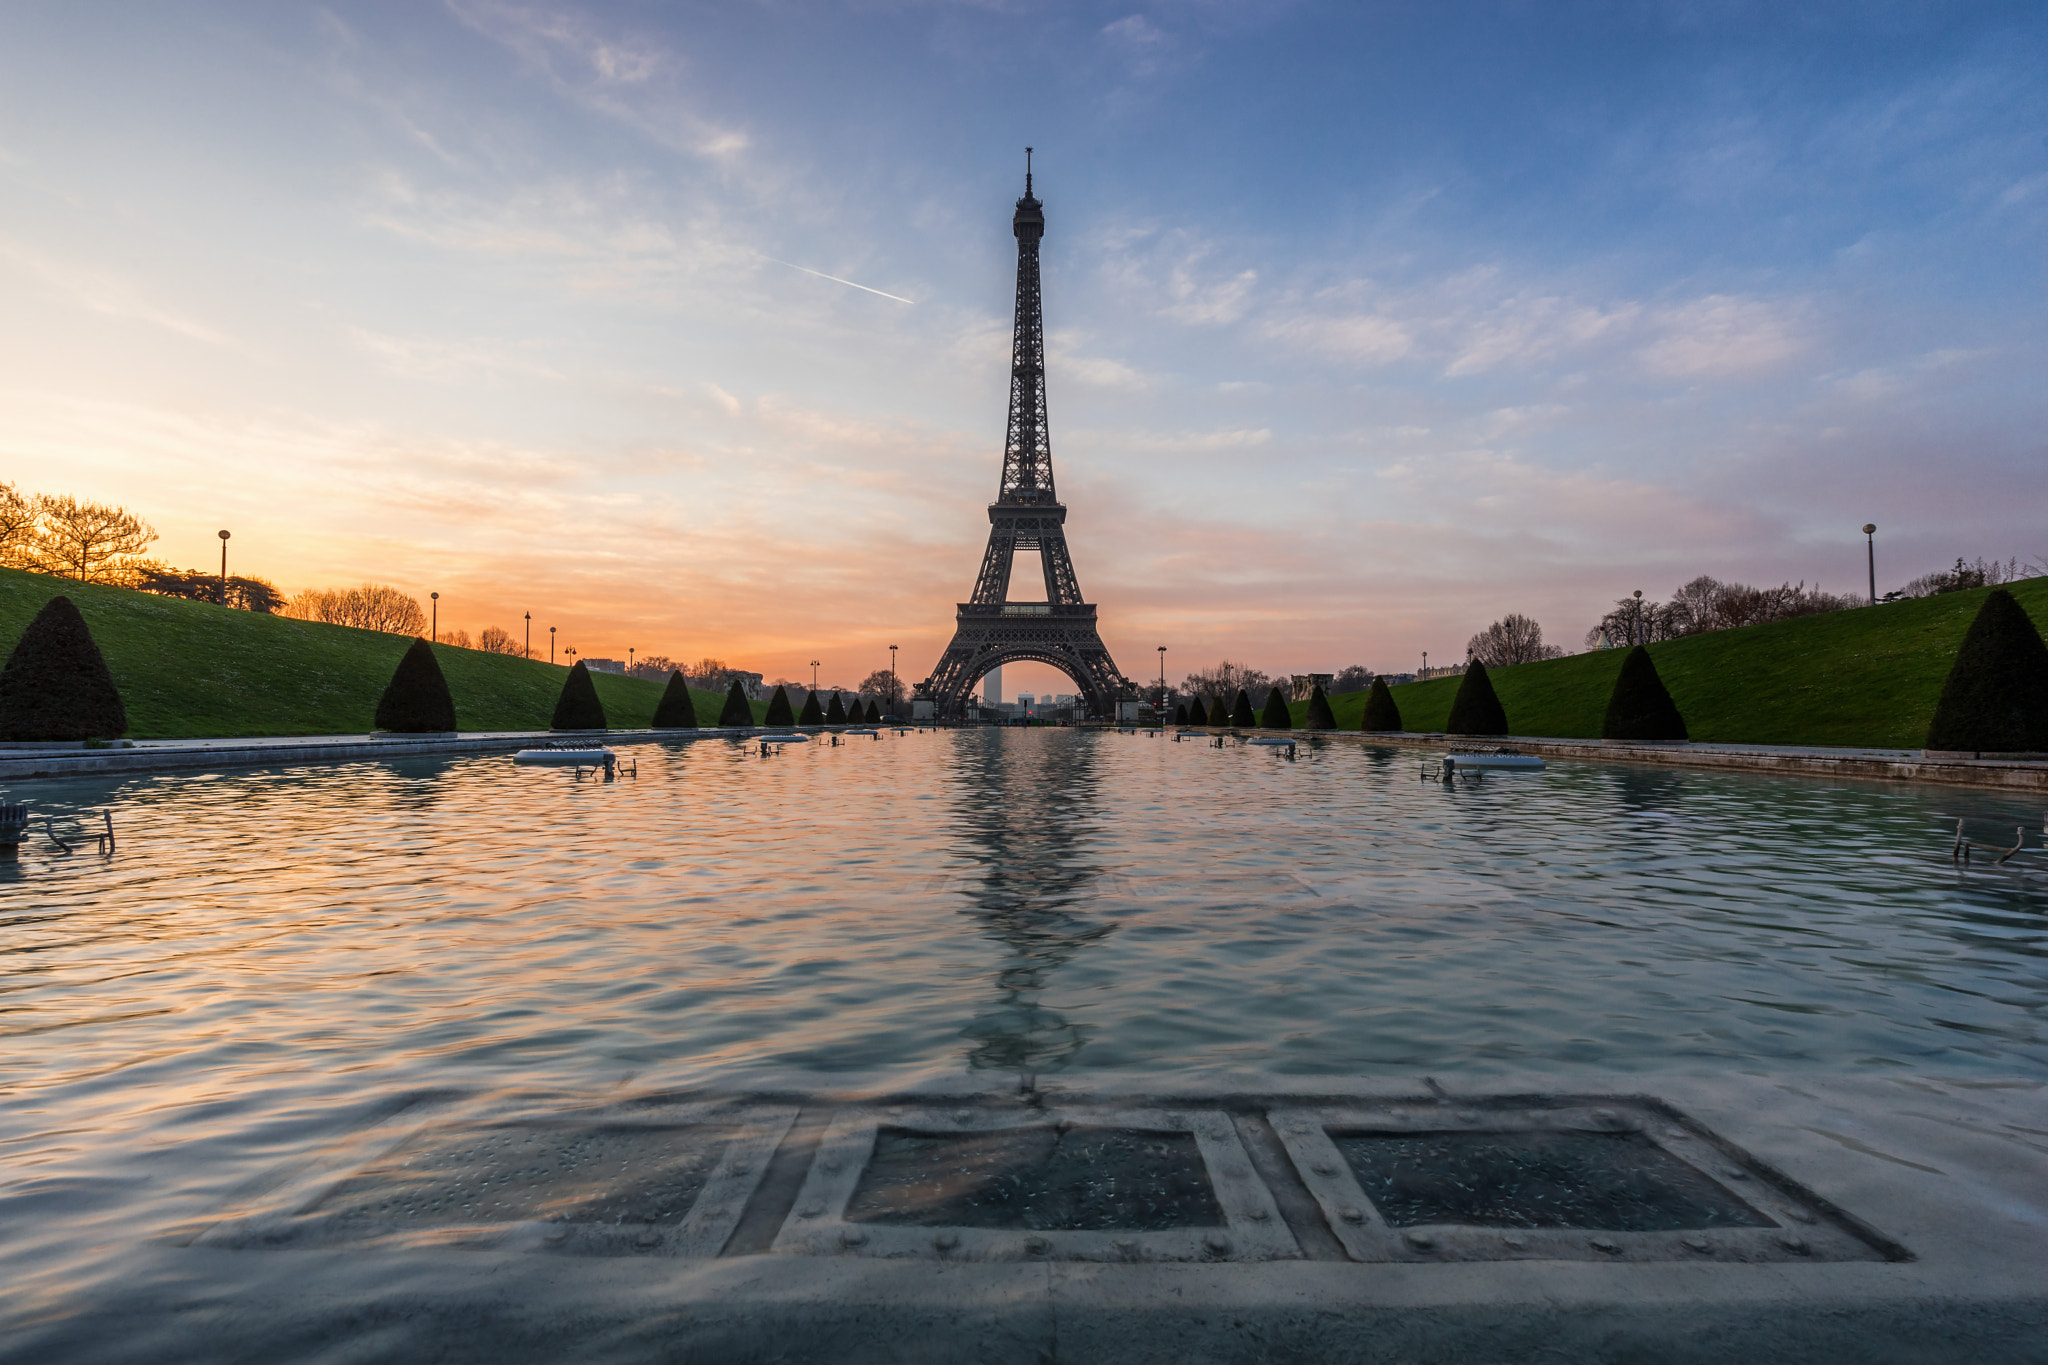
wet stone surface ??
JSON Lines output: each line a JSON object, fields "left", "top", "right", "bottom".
{"left": 312, "top": 1124, "right": 729, "bottom": 1229}
{"left": 1333, "top": 1129, "right": 1775, "bottom": 1231}
{"left": 844, "top": 1125, "right": 1225, "bottom": 1231}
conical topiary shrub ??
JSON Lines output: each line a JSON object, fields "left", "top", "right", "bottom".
{"left": 652, "top": 670, "right": 697, "bottom": 728}
{"left": 551, "top": 659, "right": 607, "bottom": 730}
{"left": 0, "top": 595, "right": 127, "bottom": 741}
{"left": 1925, "top": 589, "right": 2048, "bottom": 754}
{"left": 798, "top": 690, "right": 823, "bottom": 725}
{"left": 1172, "top": 703, "right": 1187, "bottom": 725}
{"left": 1602, "top": 646, "right": 1688, "bottom": 742}
{"left": 864, "top": 698, "right": 881, "bottom": 723}
{"left": 826, "top": 692, "right": 847, "bottom": 723}
{"left": 1230, "top": 688, "right": 1256, "bottom": 728}
{"left": 1306, "top": 683, "right": 1335, "bottom": 731}
{"left": 1445, "top": 660, "right": 1508, "bottom": 736}
{"left": 765, "top": 685, "right": 795, "bottom": 726}
{"left": 718, "top": 678, "right": 753, "bottom": 727}
{"left": 1261, "top": 685, "right": 1293, "bottom": 729}
{"left": 374, "top": 637, "right": 457, "bottom": 733}
{"left": 1360, "top": 676, "right": 1402, "bottom": 732}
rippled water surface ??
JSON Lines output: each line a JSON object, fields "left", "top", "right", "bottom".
{"left": 2, "top": 730, "right": 2045, "bottom": 1311}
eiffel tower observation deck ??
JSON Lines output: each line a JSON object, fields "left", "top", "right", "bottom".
{"left": 918, "top": 153, "right": 1136, "bottom": 720}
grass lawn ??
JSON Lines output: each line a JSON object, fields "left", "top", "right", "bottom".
{"left": 0, "top": 567, "right": 770, "bottom": 738}
{"left": 1306, "top": 576, "right": 2048, "bottom": 749}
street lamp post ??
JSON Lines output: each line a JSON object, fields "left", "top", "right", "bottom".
{"left": 1157, "top": 645, "right": 1166, "bottom": 702}
{"left": 430, "top": 592, "right": 438, "bottom": 643}
{"left": 628, "top": 647, "right": 635, "bottom": 673}
{"left": 550, "top": 626, "right": 556, "bottom": 664}
{"left": 1422, "top": 651, "right": 1428, "bottom": 677}
{"left": 1632, "top": 589, "right": 1645, "bottom": 647}
{"left": 1864, "top": 524, "right": 1878, "bottom": 606}
{"left": 216, "top": 529, "right": 231, "bottom": 605}
{"left": 889, "top": 645, "right": 898, "bottom": 715}
{"left": 524, "top": 613, "right": 531, "bottom": 659}
{"left": 810, "top": 660, "right": 820, "bottom": 691}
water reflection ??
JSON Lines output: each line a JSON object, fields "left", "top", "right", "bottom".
{"left": 943, "top": 731, "right": 1115, "bottom": 1075}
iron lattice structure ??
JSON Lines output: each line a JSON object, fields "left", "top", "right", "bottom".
{"left": 919, "top": 157, "right": 1134, "bottom": 720}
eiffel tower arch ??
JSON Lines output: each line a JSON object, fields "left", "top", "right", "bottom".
{"left": 918, "top": 154, "right": 1136, "bottom": 720}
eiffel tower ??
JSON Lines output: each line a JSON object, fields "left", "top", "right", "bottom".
{"left": 919, "top": 153, "right": 1135, "bottom": 720}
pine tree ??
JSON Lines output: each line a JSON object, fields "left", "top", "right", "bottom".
{"left": 826, "top": 692, "right": 847, "bottom": 723}
{"left": 374, "top": 637, "right": 457, "bottom": 733}
{"left": 765, "top": 685, "right": 795, "bottom": 726}
{"left": 798, "top": 689, "right": 824, "bottom": 724}
{"left": 1173, "top": 703, "right": 1188, "bottom": 725}
{"left": 1230, "top": 688, "right": 1256, "bottom": 728}
{"left": 1261, "top": 685, "right": 1293, "bottom": 729}
{"left": 864, "top": 698, "right": 881, "bottom": 723}
{"left": 1925, "top": 589, "right": 2048, "bottom": 753}
{"left": 1602, "top": 646, "right": 1688, "bottom": 742}
{"left": 718, "top": 678, "right": 753, "bottom": 727}
{"left": 652, "top": 670, "right": 697, "bottom": 728}
{"left": 551, "top": 659, "right": 607, "bottom": 730}
{"left": 1306, "top": 683, "right": 1336, "bottom": 730}
{"left": 1360, "top": 676, "right": 1402, "bottom": 732}
{"left": 0, "top": 595, "right": 127, "bottom": 741}
{"left": 1445, "top": 660, "right": 1508, "bottom": 735}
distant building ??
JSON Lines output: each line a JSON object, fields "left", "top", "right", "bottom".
{"left": 584, "top": 658, "right": 625, "bottom": 674}
{"left": 1289, "top": 673, "right": 1333, "bottom": 701}
{"left": 983, "top": 666, "right": 1003, "bottom": 705}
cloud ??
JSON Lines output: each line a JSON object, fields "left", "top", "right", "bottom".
{"left": 1639, "top": 294, "right": 1810, "bottom": 377}
{"left": 1444, "top": 295, "right": 1641, "bottom": 376}
{"left": 0, "top": 238, "right": 231, "bottom": 346}
{"left": 1262, "top": 311, "right": 1412, "bottom": 365}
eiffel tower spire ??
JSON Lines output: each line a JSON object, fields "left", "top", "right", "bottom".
{"left": 917, "top": 155, "right": 1133, "bottom": 720}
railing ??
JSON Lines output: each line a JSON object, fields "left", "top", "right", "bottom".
{"left": 999, "top": 603, "right": 1051, "bottom": 615}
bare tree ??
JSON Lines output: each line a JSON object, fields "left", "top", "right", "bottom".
{"left": 1899, "top": 557, "right": 2023, "bottom": 598}
{"left": 136, "top": 565, "right": 283, "bottom": 612}
{"left": 29, "top": 494, "right": 158, "bottom": 583}
{"left": 688, "top": 657, "right": 731, "bottom": 691}
{"left": 0, "top": 483, "right": 36, "bottom": 569}
{"left": 1466, "top": 613, "right": 1564, "bottom": 668}
{"left": 859, "top": 668, "right": 905, "bottom": 710}
{"left": 477, "top": 626, "right": 521, "bottom": 655}
{"left": 628, "top": 654, "right": 675, "bottom": 679}
{"left": 284, "top": 584, "right": 427, "bottom": 635}
{"left": 1179, "top": 661, "right": 1270, "bottom": 709}
{"left": 439, "top": 628, "right": 473, "bottom": 649}
{"left": 1331, "top": 664, "right": 1374, "bottom": 694}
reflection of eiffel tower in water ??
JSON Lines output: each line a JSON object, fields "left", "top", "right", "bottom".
{"left": 946, "top": 733, "right": 1115, "bottom": 1075}
{"left": 918, "top": 152, "right": 1136, "bottom": 720}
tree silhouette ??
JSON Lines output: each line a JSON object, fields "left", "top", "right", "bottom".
{"left": 652, "top": 670, "right": 697, "bottom": 728}
{"left": 1445, "top": 660, "right": 1508, "bottom": 735}
{"left": 551, "top": 660, "right": 607, "bottom": 730}
{"left": 1360, "top": 676, "right": 1402, "bottom": 732}
{"left": 1601, "top": 647, "right": 1688, "bottom": 741}
{"left": 0, "top": 595, "right": 126, "bottom": 740}
{"left": 718, "top": 678, "right": 753, "bottom": 727}
{"left": 1926, "top": 589, "right": 2048, "bottom": 752}
{"left": 374, "top": 637, "right": 457, "bottom": 732}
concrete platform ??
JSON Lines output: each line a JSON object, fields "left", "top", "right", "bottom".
{"left": 6, "top": 1071, "right": 2043, "bottom": 1363}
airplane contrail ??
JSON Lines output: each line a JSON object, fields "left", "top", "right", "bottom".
{"left": 764, "top": 256, "right": 916, "bottom": 305}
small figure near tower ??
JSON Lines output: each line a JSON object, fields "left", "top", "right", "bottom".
{"left": 918, "top": 152, "right": 1135, "bottom": 719}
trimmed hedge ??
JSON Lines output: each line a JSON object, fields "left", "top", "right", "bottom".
{"left": 798, "top": 689, "right": 824, "bottom": 724}
{"left": 765, "top": 685, "right": 795, "bottom": 726}
{"left": 551, "top": 660, "right": 607, "bottom": 730}
{"left": 1446, "top": 660, "right": 1508, "bottom": 735}
{"left": 0, "top": 594, "right": 127, "bottom": 740}
{"left": 1306, "top": 683, "right": 1335, "bottom": 731}
{"left": 652, "top": 670, "right": 698, "bottom": 728}
{"left": 1230, "top": 688, "right": 1256, "bottom": 728}
{"left": 374, "top": 637, "right": 457, "bottom": 733}
{"left": 1360, "top": 676, "right": 1402, "bottom": 732}
{"left": 864, "top": 698, "right": 881, "bottom": 723}
{"left": 1260, "top": 685, "right": 1293, "bottom": 729}
{"left": 1925, "top": 588, "right": 2048, "bottom": 752}
{"left": 826, "top": 692, "right": 847, "bottom": 723}
{"left": 1602, "top": 646, "right": 1688, "bottom": 742}
{"left": 718, "top": 679, "right": 753, "bottom": 727}
{"left": 1172, "top": 703, "right": 1187, "bottom": 725}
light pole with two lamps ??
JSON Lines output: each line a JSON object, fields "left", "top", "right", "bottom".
{"left": 216, "top": 529, "right": 231, "bottom": 605}
{"left": 1864, "top": 524, "right": 1878, "bottom": 606}
{"left": 430, "top": 592, "right": 438, "bottom": 643}
{"left": 889, "top": 645, "right": 898, "bottom": 718}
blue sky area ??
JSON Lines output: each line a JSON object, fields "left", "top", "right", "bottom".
{"left": 2, "top": 1, "right": 2042, "bottom": 692}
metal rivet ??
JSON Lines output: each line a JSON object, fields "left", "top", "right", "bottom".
{"left": 1403, "top": 1231, "right": 1435, "bottom": 1251}
{"left": 730, "top": 1163, "right": 750, "bottom": 1176}
{"left": 1248, "top": 1208, "right": 1269, "bottom": 1221}
{"left": 542, "top": 1227, "right": 569, "bottom": 1244}
{"left": 1313, "top": 1163, "right": 1337, "bottom": 1176}
{"left": 1224, "top": 1165, "right": 1249, "bottom": 1179}
{"left": 1456, "top": 1110, "right": 1480, "bottom": 1123}
{"left": 840, "top": 1229, "right": 867, "bottom": 1248}
{"left": 1203, "top": 1233, "right": 1231, "bottom": 1254}
{"left": 954, "top": 1110, "right": 973, "bottom": 1123}
{"left": 1724, "top": 1168, "right": 1749, "bottom": 1180}
{"left": 1338, "top": 1206, "right": 1364, "bottom": 1223}
{"left": 1779, "top": 1235, "right": 1809, "bottom": 1255}
{"left": 1590, "top": 1236, "right": 1620, "bottom": 1254}
{"left": 1502, "top": 1233, "right": 1527, "bottom": 1250}
{"left": 1112, "top": 1239, "right": 1135, "bottom": 1255}
{"left": 1683, "top": 1236, "right": 1710, "bottom": 1253}
{"left": 635, "top": 1231, "right": 661, "bottom": 1249}
{"left": 1025, "top": 1236, "right": 1049, "bottom": 1254}
{"left": 1594, "top": 1109, "right": 1617, "bottom": 1123}
{"left": 821, "top": 1160, "right": 842, "bottom": 1174}
{"left": 1788, "top": 1208, "right": 1816, "bottom": 1224}
{"left": 800, "top": 1203, "right": 823, "bottom": 1218}
{"left": 934, "top": 1233, "right": 959, "bottom": 1251}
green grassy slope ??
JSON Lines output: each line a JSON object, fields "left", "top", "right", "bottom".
{"left": 1307, "top": 576, "right": 2048, "bottom": 748}
{"left": 0, "top": 567, "right": 767, "bottom": 738}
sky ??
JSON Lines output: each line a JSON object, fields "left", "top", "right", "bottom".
{"left": 2, "top": 1, "right": 2044, "bottom": 698}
